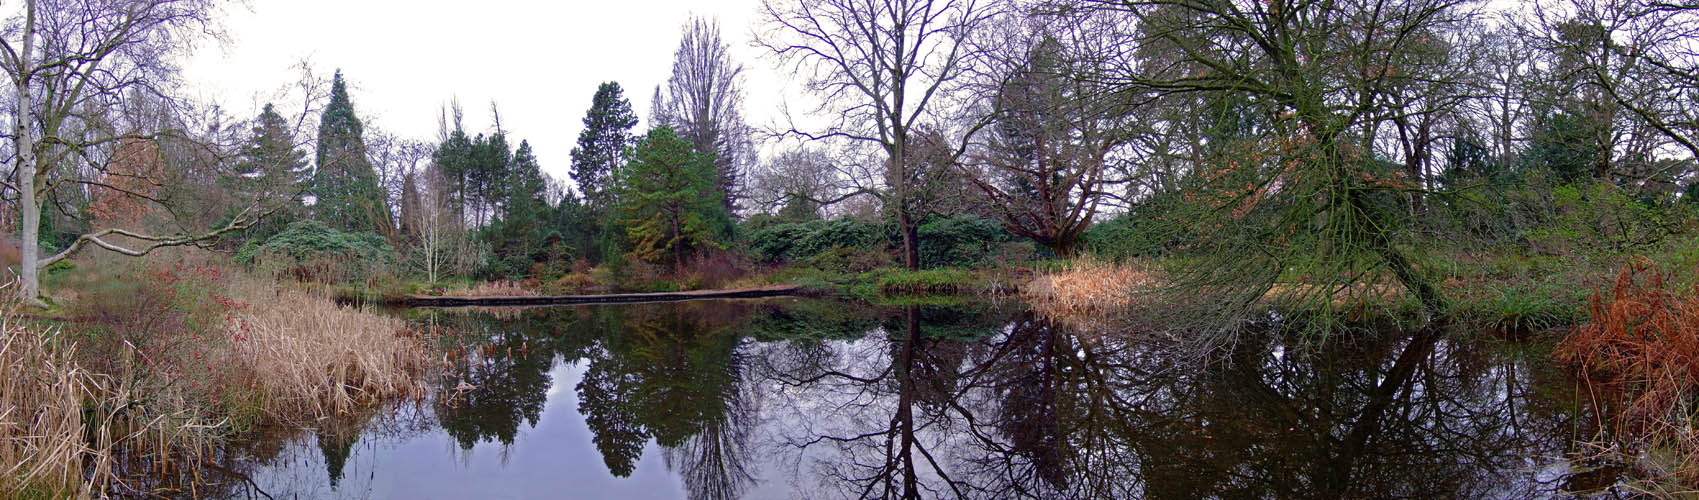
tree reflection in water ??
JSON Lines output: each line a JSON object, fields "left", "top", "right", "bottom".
{"left": 752, "top": 306, "right": 1582, "bottom": 499}
{"left": 251, "top": 299, "right": 1592, "bottom": 500}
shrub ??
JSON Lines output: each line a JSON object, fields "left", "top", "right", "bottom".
{"left": 677, "top": 251, "right": 753, "bottom": 290}
{"left": 749, "top": 216, "right": 886, "bottom": 263}
{"left": 875, "top": 268, "right": 976, "bottom": 294}
{"left": 917, "top": 215, "right": 1006, "bottom": 268}
{"left": 1523, "top": 182, "right": 1681, "bottom": 256}
{"left": 1555, "top": 259, "right": 1699, "bottom": 487}
{"left": 802, "top": 245, "right": 896, "bottom": 273}
{"left": 240, "top": 219, "right": 394, "bottom": 284}
{"left": 64, "top": 256, "right": 237, "bottom": 376}
{"left": 1083, "top": 192, "right": 1189, "bottom": 260}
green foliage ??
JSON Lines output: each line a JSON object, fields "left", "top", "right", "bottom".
{"left": 917, "top": 215, "right": 1007, "bottom": 268}
{"left": 873, "top": 267, "right": 977, "bottom": 295}
{"left": 226, "top": 104, "right": 311, "bottom": 247}
{"left": 239, "top": 104, "right": 311, "bottom": 194}
{"left": 481, "top": 140, "right": 559, "bottom": 278}
{"left": 748, "top": 216, "right": 885, "bottom": 263}
{"left": 313, "top": 70, "right": 391, "bottom": 236}
{"left": 240, "top": 219, "right": 394, "bottom": 283}
{"left": 1524, "top": 105, "right": 1608, "bottom": 184}
{"left": 432, "top": 128, "right": 475, "bottom": 216}
{"left": 747, "top": 214, "right": 1010, "bottom": 269}
{"left": 613, "top": 127, "right": 728, "bottom": 270}
{"left": 1082, "top": 213, "right": 1146, "bottom": 260}
{"left": 1523, "top": 182, "right": 1684, "bottom": 255}
{"left": 799, "top": 246, "right": 897, "bottom": 274}
{"left": 571, "top": 82, "right": 640, "bottom": 213}
{"left": 1082, "top": 191, "right": 1190, "bottom": 261}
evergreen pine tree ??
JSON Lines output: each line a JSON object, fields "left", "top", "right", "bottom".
{"left": 614, "top": 126, "right": 725, "bottom": 272}
{"left": 432, "top": 127, "right": 475, "bottom": 223}
{"left": 486, "top": 140, "right": 550, "bottom": 276}
{"left": 468, "top": 132, "right": 512, "bottom": 224}
{"left": 570, "top": 82, "right": 639, "bottom": 213}
{"left": 234, "top": 103, "right": 310, "bottom": 240}
{"left": 313, "top": 70, "right": 393, "bottom": 237}
{"left": 241, "top": 103, "right": 310, "bottom": 197}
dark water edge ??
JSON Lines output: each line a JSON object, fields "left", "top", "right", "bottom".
{"left": 154, "top": 298, "right": 1628, "bottom": 500}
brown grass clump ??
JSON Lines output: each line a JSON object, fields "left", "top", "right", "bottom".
{"left": 1554, "top": 257, "right": 1699, "bottom": 489}
{"left": 1023, "top": 258, "right": 1158, "bottom": 319}
{"left": 550, "top": 272, "right": 598, "bottom": 293}
{"left": 0, "top": 316, "right": 113, "bottom": 498}
{"left": 230, "top": 289, "right": 432, "bottom": 422}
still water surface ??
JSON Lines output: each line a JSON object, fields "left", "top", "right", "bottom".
{"left": 205, "top": 298, "right": 1612, "bottom": 499}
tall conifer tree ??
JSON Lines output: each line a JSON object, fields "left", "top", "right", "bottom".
{"left": 570, "top": 82, "right": 639, "bottom": 212}
{"left": 313, "top": 70, "right": 393, "bottom": 237}
{"left": 615, "top": 126, "right": 725, "bottom": 272}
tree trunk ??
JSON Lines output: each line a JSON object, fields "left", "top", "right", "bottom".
{"left": 15, "top": 1, "right": 40, "bottom": 305}
{"left": 672, "top": 209, "right": 684, "bottom": 275}
{"left": 898, "top": 208, "right": 919, "bottom": 270}
{"left": 897, "top": 305, "right": 920, "bottom": 498}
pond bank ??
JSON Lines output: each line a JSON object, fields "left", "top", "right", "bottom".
{"left": 403, "top": 284, "right": 805, "bottom": 307}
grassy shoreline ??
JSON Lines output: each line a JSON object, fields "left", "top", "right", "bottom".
{"left": 11, "top": 237, "right": 1694, "bottom": 496}
{"left": 5, "top": 251, "right": 441, "bottom": 498}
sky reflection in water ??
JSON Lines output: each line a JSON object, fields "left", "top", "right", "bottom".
{"left": 206, "top": 298, "right": 1602, "bottom": 500}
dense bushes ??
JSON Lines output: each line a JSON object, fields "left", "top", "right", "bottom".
{"left": 1522, "top": 182, "right": 1689, "bottom": 255}
{"left": 749, "top": 216, "right": 886, "bottom": 263}
{"left": 917, "top": 215, "right": 1006, "bottom": 268}
{"left": 748, "top": 214, "right": 1012, "bottom": 269}
{"left": 1080, "top": 192, "right": 1188, "bottom": 261}
{"left": 237, "top": 219, "right": 394, "bottom": 283}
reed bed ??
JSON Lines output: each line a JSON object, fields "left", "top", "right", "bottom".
{"left": 1555, "top": 258, "right": 1699, "bottom": 490}
{"left": 3, "top": 251, "right": 441, "bottom": 496}
{"left": 230, "top": 289, "right": 433, "bottom": 423}
{"left": 1022, "top": 258, "right": 1158, "bottom": 319}
{"left": 0, "top": 316, "right": 112, "bottom": 499}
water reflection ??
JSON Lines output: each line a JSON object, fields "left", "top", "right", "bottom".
{"left": 188, "top": 299, "right": 1605, "bottom": 500}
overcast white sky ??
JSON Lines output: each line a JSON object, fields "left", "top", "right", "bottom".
{"left": 182, "top": 0, "right": 787, "bottom": 184}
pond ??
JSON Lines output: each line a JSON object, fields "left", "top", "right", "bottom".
{"left": 197, "top": 298, "right": 1618, "bottom": 499}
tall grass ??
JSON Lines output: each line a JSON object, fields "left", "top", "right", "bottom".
{"left": 229, "top": 287, "right": 433, "bottom": 423}
{"left": 0, "top": 317, "right": 109, "bottom": 499}
{"left": 1022, "top": 257, "right": 1156, "bottom": 318}
{"left": 1555, "top": 258, "right": 1699, "bottom": 490}
{"left": 26, "top": 250, "right": 441, "bottom": 493}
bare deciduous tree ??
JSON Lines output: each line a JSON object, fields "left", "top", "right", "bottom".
{"left": 658, "top": 16, "right": 752, "bottom": 213}
{"left": 758, "top": 0, "right": 1005, "bottom": 269}
{"left": 965, "top": 21, "right": 1134, "bottom": 256}
{"left": 0, "top": 0, "right": 272, "bottom": 304}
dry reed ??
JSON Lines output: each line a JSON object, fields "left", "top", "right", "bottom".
{"left": 1555, "top": 257, "right": 1699, "bottom": 489}
{"left": 229, "top": 289, "right": 433, "bottom": 423}
{"left": 0, "top": 316, "right": 111, "bottom": 498}
{"left": 1022, "top": 258, "right": 1158, "bottom": 319}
